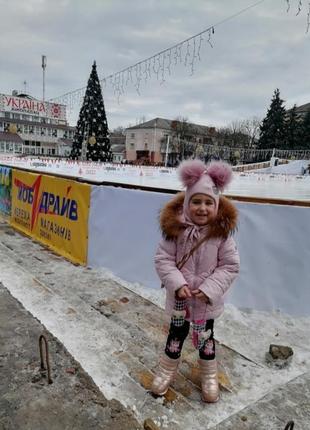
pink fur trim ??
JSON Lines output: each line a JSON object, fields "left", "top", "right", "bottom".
{"left": 206, "top": 161, "right": 232, "bottom": 191}
{"left": 178, "top": 159, "right": 206, "bottom": 187}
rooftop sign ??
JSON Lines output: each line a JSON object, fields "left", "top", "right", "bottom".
{"left": 0, "top": 94, "right": 66, "bottom": 121}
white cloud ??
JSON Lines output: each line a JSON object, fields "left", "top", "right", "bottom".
{"left": 0, "top": 0, "right": 309, "bottom": 130}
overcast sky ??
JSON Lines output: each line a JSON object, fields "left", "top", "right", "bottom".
{"left": 1, "top": 0, "right": 309, "bottom": 130}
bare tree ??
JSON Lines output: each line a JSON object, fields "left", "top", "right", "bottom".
{"left": 241, "top": 116, "right": 261, "bottom": 147}
{"left": 111, "top": 126, "right": 126, "bottom": 135}
{"left": 170, "top": 117, "right": 202, "bottom": 161}
{"left": 136, "top": 116, "right": 147, "bottom": 125}
{"left": 216, "top": 117, "right": 261, "bottom": 149}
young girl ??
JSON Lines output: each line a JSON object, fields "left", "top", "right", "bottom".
{"left": 151, "top": 159, "right": 240, "bottom": 403}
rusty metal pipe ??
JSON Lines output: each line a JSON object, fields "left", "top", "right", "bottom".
{"left": 39, "top": 334, "right": 53, "bottom": 384}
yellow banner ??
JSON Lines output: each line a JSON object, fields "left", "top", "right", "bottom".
{"left": 10, "top": 170, "right": 90, "bottom": 265}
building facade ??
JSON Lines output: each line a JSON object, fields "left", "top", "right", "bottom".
{"left": 294, "top": 102, "right": 310, "bottom": 119}
{"left": 125, "top": 117, "right": 216, "bottom": 165}
{"left": 0, "top": 92, "right": 75, "bottom": 156}
{"left": 110, "top": 132, "right": 126, "bottom": 163}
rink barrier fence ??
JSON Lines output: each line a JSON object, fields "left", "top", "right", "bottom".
{"left": 0, "top": 164, "right": 309, "bottom": 316}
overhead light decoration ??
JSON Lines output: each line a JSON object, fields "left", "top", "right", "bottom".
{"left": 8, "top": 123, "right": 18, "bottom": 134}
{"left": 50, "top": 0, "right": 310, "bottom": 109}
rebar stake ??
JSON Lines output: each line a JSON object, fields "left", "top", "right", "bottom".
{"left": 39, "top": 334, "right": 53, "bottom": 384}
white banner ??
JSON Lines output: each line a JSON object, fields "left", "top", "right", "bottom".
{"left": 88, "top": 186, "right": 310, "bottom": 316}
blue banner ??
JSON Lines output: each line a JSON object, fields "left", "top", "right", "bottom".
{"left": 0, "top": 165, "right": 12, "bottom": 216}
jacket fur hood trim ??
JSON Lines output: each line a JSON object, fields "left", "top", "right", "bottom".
{"left": 159, "top": 192, "right": 238, "bottom": 240}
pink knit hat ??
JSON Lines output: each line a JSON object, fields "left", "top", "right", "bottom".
{"left": 178, "top": 159, "right": 233, "bottom": 217}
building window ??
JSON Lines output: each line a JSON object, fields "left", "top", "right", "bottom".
{"left": 14, "top": 144, "right": 22, "bottom": 153}
{"left": 130, "top": 133, "right": 135, "bottom": 139}
{"left": 7, "top": 143, "right": 14, "bottom": 152}
{"left": 130, "top": 143, "right": 135, "bottom": 148}
{"left": 5, "top": 112, "right": 10, "bottom": 119}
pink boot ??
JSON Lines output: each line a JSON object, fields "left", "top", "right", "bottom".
{"left": 151, "top": 355, "right": 180, "bottom": 396}
{"left": 199, "top": 358, "right": 220, "bottom": 403}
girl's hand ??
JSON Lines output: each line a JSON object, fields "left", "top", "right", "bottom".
{"left": 192, "top": 289, "right": 209, "bottom": 303}
{"left": 176, "top": 285, "right": 192, "bottom": 299}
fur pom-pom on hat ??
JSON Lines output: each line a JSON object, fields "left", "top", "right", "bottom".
{"left": 178, "top": 159, "right": 206, "bottom": 187}
{"left": 178, "top": 159, "right": 232, "bottom": 191}
{"left": 206, "top": 161, "right": 233, "bottom": 191}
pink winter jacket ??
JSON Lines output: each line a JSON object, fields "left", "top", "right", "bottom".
{"left": 155, "top": 192, "right": 240, "bottom": 321}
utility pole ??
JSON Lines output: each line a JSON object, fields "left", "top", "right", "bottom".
{"left": 153, "top": 118, "right": 157, "bottom": 164}
{"left": 165, "top": 135, "right": 170, "bottom": 167}
{"left": 81, "top": 123, "right": 89, "bottom": 161}
{"left": 42, "top": 55, "right": 47, "bottom": 102}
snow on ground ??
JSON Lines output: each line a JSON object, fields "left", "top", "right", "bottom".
{"left": 1, "top": 155, "right": 310, "bottom": 200}
{"left": 0, "top": 244, "right": 310, "bottom": 429}
{"left": 255, "top": 159, "right": 310, "bottom": 175}
{"left": 1, "top": 227, "right": 310, "bottom": 428}
{"left": 102, "top": 266, "right": 310, "bottom": 370}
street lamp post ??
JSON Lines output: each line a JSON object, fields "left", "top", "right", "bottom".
{"left": 165, "top": 135, "right": 170, "bottom": 167}
{"left": 80, "top": 123, "right": 89, "bottom": 161}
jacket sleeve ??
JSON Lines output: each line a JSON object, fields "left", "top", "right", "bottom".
{"left": 154, "top": 238, "right": 188, "bottom": 294}
{"left": 199, "top": 236, "right": 240, "bottom": 304}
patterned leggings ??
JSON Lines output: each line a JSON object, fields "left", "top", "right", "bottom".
{"left": 164, "top": 318, "right": 215, "bottom": 361}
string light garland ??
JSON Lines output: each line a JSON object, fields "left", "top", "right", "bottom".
{"left": 287, "top": 0, "right": 310, "bottom": 30}
{"left": 50, "top": 0, "right": 309, "bottom": 110}
{"left": 306, "top": 1, "right": 310, "bottom": 32}
{"left": 296, "top": 0, "right": 302, "bottom": 15}
{"left": 201, "top": 144, "right": 310, "bottom": 163}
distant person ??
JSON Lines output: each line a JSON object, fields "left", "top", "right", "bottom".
{"left": 151, "top": 160, "right": 240, "bottom": 402}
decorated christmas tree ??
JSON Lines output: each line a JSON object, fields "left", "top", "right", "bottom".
{"left": 70, "top": 61, "right": 112, "bottom": 162}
